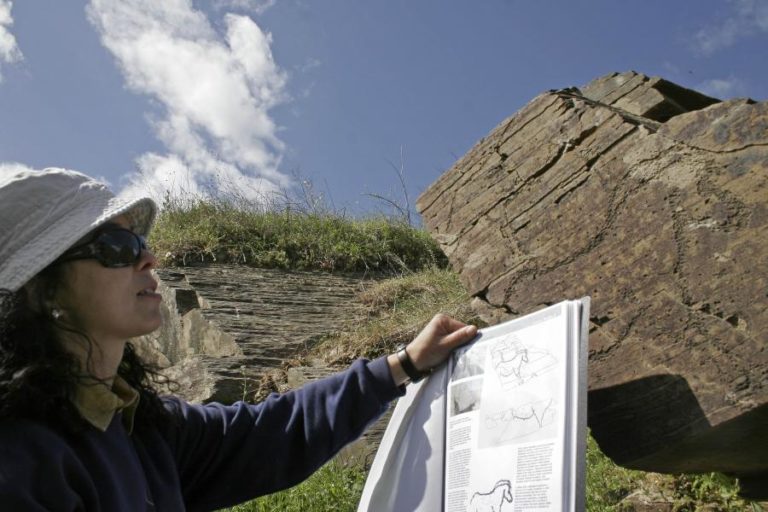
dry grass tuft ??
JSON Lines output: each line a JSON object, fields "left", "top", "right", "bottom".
{"left": 313, "top": 267, "right": 483, "bottom": 366}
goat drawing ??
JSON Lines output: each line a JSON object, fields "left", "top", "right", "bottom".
{"left": 469, "top": 479, "right": 513, "bottom": 512}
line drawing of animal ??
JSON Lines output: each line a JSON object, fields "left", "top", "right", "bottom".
{"left": 495, "top": 346, "right": 529, "bottom": 384}
{"left": 469, "top": 479, "right": 513, "bottom": 512}
{"left": 491, "top": 337, "right": 557, "bottom": 389}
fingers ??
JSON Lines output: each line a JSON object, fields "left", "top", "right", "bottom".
{"left": 431, "top": 313, "right": 469, "bottom": 335}
{"left": 406, "top": 315, "right": 478, "bottom": 373}
{"left": 428, "top": 314, "right": 477, "bottom": 348}
{"left": 443, "top": 324, "right": 478, "bottom": 349}
{"left": 388, "top": 314, "right": 478, "bottom": 385}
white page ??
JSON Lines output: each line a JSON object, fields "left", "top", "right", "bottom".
{"left": 358, "top": 362, "right": 450, "bottom": 511}
{"left": 445, "top": 302, "right": 571, "bottom": 511}
{"left": 359, "top": 299, "right": 588, "bottom": 512}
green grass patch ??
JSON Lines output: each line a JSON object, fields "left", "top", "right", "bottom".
{"left": 672, "top": 473, "right": 759, "bottom": 511}
{"left": 218, "top": 460, "right": 365, "bottom": 512}
{"left": 586, "top": 434, "right": 757, "bottom": 511}
{"left": 222, "top": 435, "right": 759, "bottom": 512}
{"left": 149, "top": 198, "right": 446, "bottom": 273}
{"left": 587, "top": 433, "right": 654, "bottom": 510}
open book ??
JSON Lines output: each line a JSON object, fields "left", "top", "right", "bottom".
{"left": 358, "top": 298, "right": 589, "bottom": 512}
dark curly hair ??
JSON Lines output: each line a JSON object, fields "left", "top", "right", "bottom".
{"left": 0, "top": 263, "right": 172, "bottom": 435}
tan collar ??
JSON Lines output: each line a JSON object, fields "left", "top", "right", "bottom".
{"left": 72, "top": 375, "right": 140, "bottom": 433}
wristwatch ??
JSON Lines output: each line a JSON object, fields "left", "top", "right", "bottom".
{"left": 396, "top": 345, "right": 432, "bottom": 383}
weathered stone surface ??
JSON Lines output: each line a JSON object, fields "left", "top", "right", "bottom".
{"left": 580, "top": 71, "right": 719, "bottom": 122}
{"left": 134, "top": 266, "right": 372, "bottom": 403}
{"left": 417, "top": 72, "right": 767, "bottom": 497}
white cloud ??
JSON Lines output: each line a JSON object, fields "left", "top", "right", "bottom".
{"left": 695, "top": 76, "right": 746, "bottom": 99}
{"left": 0, "top": 162, "right": 36, "bottom": 180}
{"left": 297, "top": 57, "right": 321, "bottom": 74}
{"left": 118, "top": 152, "right": 280, "bottom": 205}
{"left": 693, "top": 0, "right": 768, "bottom": 55}
{"left": 214, "top": 0, "right": 277, "bottom": 16}
{"left": 86, "top": 0, "right": 290, "bottom": 204}
{"left": 0, "top": 0, "right": 22, "bottom": 82}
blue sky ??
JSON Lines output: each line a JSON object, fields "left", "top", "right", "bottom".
{"left": 0, "top": 0, "right": 765, "bottom": 217}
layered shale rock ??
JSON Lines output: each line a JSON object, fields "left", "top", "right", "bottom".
{"left": 417, "top": 71, "right": 768, "bottom": 498}
{"left": 135, "top": 266, "right": 369, "bottom": 403}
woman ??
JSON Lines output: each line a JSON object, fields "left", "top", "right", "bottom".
{"left": 0, "top": 168, "right": 477, "bottom": 511}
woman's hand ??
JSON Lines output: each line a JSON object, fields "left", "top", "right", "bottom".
{"left": 387, "top": 314, "right": 478, "bottom": 386}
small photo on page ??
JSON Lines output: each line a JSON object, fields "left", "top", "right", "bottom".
{"left": 452, "top": 344, "right": 487, "bottom": 381}
{"left": 450, "top": 378, "right": 484, "bottom": 417}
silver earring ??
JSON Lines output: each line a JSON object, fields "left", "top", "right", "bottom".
{"left": 51, "top": 308, "right": 63, "bottom": 320}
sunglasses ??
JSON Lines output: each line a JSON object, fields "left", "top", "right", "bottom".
{"left": 57, "top": 227, "right": 149, "bottom": 268}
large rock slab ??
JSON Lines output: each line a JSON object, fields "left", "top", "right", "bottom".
{"left": 135, "top": 266, "right": 371, "bottom": 403}
{"left": 417, "top": 72, "right": 767, "bottom": 497}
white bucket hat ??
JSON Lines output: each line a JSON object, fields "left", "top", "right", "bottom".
{"left": 0, "top": 168, "right": 157, "bottom": 293}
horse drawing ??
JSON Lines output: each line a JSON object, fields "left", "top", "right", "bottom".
{"left": 469, "top": 479, "right": 513, "bottom": 512}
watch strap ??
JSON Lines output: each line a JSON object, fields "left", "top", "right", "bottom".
{"left": 396, "top": 346, "right": 430, "bottom": 383}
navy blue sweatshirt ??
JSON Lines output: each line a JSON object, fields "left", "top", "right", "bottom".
{"left": 0, "top": 357, "right": 403, "bottom": 511}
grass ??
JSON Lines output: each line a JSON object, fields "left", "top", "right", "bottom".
{"left": 221, "top": 435, "right": 756, "bottom": 512}
{"left": 586, "top": 433, "right": 649, "bottom": 510}
{"left": 150, "top": 198, "right": 446, "bottom": 273}
{"left": 222, "top": 460, "right": 365, "bottom": 512}
{"left": 313, "top": 266, "right": 482, "bottom": 365}
{"left": 586, "top": 432, "right": 757, "bottom": 511}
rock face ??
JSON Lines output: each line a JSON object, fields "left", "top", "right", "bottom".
{"left": 135, "top": 266, "right": 370, "bottom": 403}
{"left": 417, "top": 72, "right": 768, "bottom": 498}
